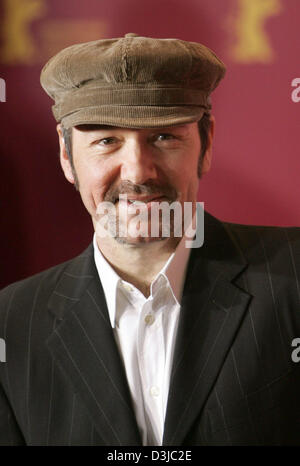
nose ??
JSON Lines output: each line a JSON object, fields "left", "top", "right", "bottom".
{"left": 120, "top": 139, "right": 158, "bottom": 184}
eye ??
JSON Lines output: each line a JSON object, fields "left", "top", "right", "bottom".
{"left": 97, "top": 137, "right": 118, "bottom": 146}
{"left": 156, "top": 133, "right": 175, "bottom": 141}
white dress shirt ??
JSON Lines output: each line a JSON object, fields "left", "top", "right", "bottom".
{"left": 93, "top": 234, "right": 192, "bottom": 445}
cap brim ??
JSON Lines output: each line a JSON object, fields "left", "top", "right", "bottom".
{"left": 59, "top": 105, "right": 206, "bottom": 129}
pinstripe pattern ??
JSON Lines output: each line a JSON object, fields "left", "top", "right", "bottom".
{"left": 215, "top": 387, "right": 231, "bottom": 444}
{"left": 285, "top": 229, "right": 300, "bottom": 302}
{"left": 46, "top": 350, "right": 55, "bottom": 446}
{"left": 230, "top": 349, "right": 244, "bottom": 397}
{"left": 72, "top": 309, "right": 132, "bottom": 409}
{"left": 68, "top": 394, "right": 76, "bottom": 445}
{"left": 46, "top": 315, "right": 59, "bottom": 445}
{"left": 86, "top": 289, "right": 111, "bottom": 326}
{"left": 53, "top": 328, "right": 121, "bottom": 444}
{"left": 25, "top": 279, "right": 43, "bottom": 444}
{"left": 258, "top": 231, "right": 287, "bottom": 365}
{"left": 1, "top": 212, "right": 300, "bottom": 445}
{"left": 170, "top": 270, "right": 224, "bottom": 377}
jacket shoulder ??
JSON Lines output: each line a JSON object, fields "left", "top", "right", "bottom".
{"left": 0, "top": 244, "right": 94, "bottom": 316}
{"left": 221, "top": 219, "right": 300, "bottom": 263}
{"left": 223, "top": 220, "right": 300, "bottom": 235}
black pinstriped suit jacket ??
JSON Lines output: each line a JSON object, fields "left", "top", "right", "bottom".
{"left": 1, "top": 212, "right": 300, "bottom": 446}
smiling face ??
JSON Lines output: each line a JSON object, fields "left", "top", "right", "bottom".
{"left": 58, "top": 121, "right": 214, "bottom": 246}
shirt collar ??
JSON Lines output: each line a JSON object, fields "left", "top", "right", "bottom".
{"left": 93, "top": 233, "right": 192, "bottom": 328}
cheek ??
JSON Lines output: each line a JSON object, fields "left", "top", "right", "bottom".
{"left": 76, "top": 161, "right": 115, "bottom": 211}
{"left": 163, "top": 151, "right": 199, "bottom": 192}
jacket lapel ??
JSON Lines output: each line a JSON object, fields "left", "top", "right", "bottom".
{"left": 46, "top": 245, "right": 142, "bottom": 446}
{"left": 163, "top": 213, "right": 252, "bottom": 445}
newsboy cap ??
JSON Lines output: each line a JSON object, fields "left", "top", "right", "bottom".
{"left": 40, "top": 33, "right": 226, "bottom": 129}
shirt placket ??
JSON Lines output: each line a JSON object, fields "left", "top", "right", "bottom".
{"left": 137, "top": 294, "right": 165, "bottom": 445}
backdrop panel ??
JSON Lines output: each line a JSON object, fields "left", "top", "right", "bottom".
{"left": 1, "top": 0, "right": 299, "bottom": 288}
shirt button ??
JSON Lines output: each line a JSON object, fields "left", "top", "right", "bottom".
{"left": 150, "top": 386, "right": 160, "bottom": 397}
{"left": 144, "top": 314, "right": 155, "bottom": 325}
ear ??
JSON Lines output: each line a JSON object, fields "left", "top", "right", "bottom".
{"left": 56, "top": 124, "right": 75, "bottom": 185}
{"left": 201, "top": 115, "right": 215, "bottom": 175}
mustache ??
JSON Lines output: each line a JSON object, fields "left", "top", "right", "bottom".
{"left": 104, "top": 180, "right": 178, "bottom": 204}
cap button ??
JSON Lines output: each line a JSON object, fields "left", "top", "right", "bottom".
{"left": 124, "top": 33, "right": 139, "bottom": 38}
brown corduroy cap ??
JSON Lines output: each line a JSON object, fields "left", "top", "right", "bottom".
{"left": 40, "top": 33, "right": 226, "bottom": 129}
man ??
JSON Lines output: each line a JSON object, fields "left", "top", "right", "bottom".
{"left": 1, "top": 33, "right": 300, "bottom": 446}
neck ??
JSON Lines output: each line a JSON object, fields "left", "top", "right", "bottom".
{"left": 95, "top": 236, "right": 180, "bottom": 297}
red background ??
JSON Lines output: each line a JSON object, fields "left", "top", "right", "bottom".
{"left": 1, "top": 0, "right": 299, "bottom": 289}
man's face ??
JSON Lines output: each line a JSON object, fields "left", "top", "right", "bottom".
{"left": 58, "top": 121, "right": 213, "bottom": 245}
